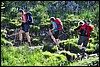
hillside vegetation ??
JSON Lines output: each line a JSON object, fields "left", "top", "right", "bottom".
{"left": 1, "top": 1, "right": 99, "bottom": 66}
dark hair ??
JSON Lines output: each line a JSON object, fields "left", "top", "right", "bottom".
{"left": 50, "top": 17, "right": 55, "bottom": 21}
{"left": 18, "top": 9, "right": 24, "bottom": 13}
{"left": 79, "top": 22, "right": 83, "bottom": 24}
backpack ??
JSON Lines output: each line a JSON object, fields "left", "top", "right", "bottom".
{"left": 78, "top": 24, "right": 93, "bottom": 36}
{"left": 54, "top": 18, "right": 63, "bottom": 30}
{"left": 26, "top": 12, "right": 34, "bottom": 25}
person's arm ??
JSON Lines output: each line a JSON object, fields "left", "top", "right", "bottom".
{"left": 52, "top": 23, "right": 55, "bottom": 30}
{"left": 78, "top": 24, "right": 86, "bottom": 32}
{"left": 50, "top": 22, "right": 56, "bottom": 31}
{"left": 74, "top": 26, "right": 81, "bottom": 31}
{"left": 90, "top": 26, "right": 94, "bottom": 31}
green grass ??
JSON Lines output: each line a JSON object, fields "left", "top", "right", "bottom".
{"left": 1, "top": 45, "right": 99, "bottom": 66}
{"left": 65, "top": 56, "right": 99, "bottom": 66}
{"left": 1, "top": 45, "right": 66, "bottom": 66}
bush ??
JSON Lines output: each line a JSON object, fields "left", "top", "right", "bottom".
{"left": 42, "top": 51, "right": 66, "bottom": 66}
{"left": 9, "top": 19, "right": 21, "bottom": 28}
{"left": 1, "top": 45, "right": 66, "bottom": 66}
{"left": 29, "top": 4, "right": 49, "bottom": 26}
{"left": 31, "top": 37, "right": 41, "bottom": 46}
{"left": 1, "top": 16, "right": 10, "bottom": 23}
{"left": 60, "top": 51, "right": 77, "bottom": 61}
{"left": 9, "top": 7, "right": 18, "bottom": 19}
{"left": 87, "top": 43, "right": 95, "bottom": 49}
{"left": 59, "top": 39, "right": 82, "bottom": 53}
{"left": 42, "top": 43, "right": 58, "bottom": 53}
{"left": 86, "top": 48, "right": 95, "bottom": 54}
{"left": 65, "top": 56, "right": 99, "bottom": 66}
{"left": 30, "top": 26, "right": 40, "bottom": 34}
{"left": 1, "top": 29, "right": 7, "bottom": 38}
{"left": 94, "top": 44, "right": 99, "bottom": 53}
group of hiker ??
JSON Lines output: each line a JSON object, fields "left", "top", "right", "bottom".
{"left": 17, "top": 9, "right": 94, "bottom": 53}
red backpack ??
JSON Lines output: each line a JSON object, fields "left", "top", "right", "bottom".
{"left": 54, "top": 18, "right": 63, "bottom": 30}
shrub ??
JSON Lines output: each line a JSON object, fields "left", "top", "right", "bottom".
{"left": 87, "top": 43, "right": 95, "bottom": 49}
{"left": 1, "top": 45, "right": 66, "bottom": 66}
{"left": 94, "top": 44, "right": 99, "bottom": 53}
{"left": 60, "top": 51, "right": 77, "bottom": 61}
{"left": 1, "top": 29, "right": 7, "bottom": 38}
{"left": 42, "top": 43, "right": 58, "bottom": 53}
{"left": 30, "top": 26, "right": 40, "bottom": 33}
{"left": 1, "top": 37, "right": 7, "bottom": 45}
{"left": 42, "top": 51, "right": 66, "bottom": 66}
{"left": 86, "top": 48, "right": 95, "bottom": 54}
{"left": 9, "top": 7, "right": 18, "bottom": 19}
{"left": 51, "top": 46, "right": 58, "bottom": 53}
{"left": 31, "top": 37, "right": 41, "bottom": 46}
{"left": 9, "top": 19, "right": 21, "bottom": 29}
{"left": 1, "top": 16, "right": 10, "bottom": 23}
{"left": 59, "top": 39, "right": 82, "bottom": 53}
{"left": 65, "top": 56, "right": 99, "bottom": 66}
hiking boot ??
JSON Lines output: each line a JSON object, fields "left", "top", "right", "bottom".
{"left": 28, "top": 42, "right": 31, "bottom": 47}
{"left": 18, "top": 40, "right": 22, "bottom": 46}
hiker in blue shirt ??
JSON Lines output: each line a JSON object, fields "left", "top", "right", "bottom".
{"left": 49, "top": 17, "right": 59, "bottom": 46}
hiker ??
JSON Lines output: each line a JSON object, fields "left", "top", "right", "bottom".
{"left": 74, "top": 20, "right": 94, "bottom": 53}
{"left": 49, "top": 17, "right": 63, "bottom": 46}
{"left": 49, "top": 17, "right": 59, "bottom": 46}
{"left": 18, "top": 9, "right": 31, "bottom": 46}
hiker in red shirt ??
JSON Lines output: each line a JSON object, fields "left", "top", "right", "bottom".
{"left": 74, "top": 20, "right": 94, "bottom": 57}
{"left": 78, "top": 22, "right": 94, "bottom": 40}
{"left": 74, "top": 20, "right": 94, "bottom": 48}
{"left": 18, "top": 9, "right": 31, "bottom": 46}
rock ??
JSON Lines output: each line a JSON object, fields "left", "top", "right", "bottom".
{"left": 89, "top": 53, "right": 98, "bottom": 57}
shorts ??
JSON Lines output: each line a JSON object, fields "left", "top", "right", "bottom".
{"left": 78, "top": 36, "right": 88, "bottom": 47}
{"left": 22, "top": 24, "right": 30, "bottom": 32}
{"left": 53, "top": 31, "right": 59, "bottom": 39}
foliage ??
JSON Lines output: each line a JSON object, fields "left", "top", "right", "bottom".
{"left": 86, "top": 48, "right": 95, "bottom": 54}
{"left": 59, "top": 39, "right": 82, "bottom": 53}
{"left": 1, "top": 16, "right": 10, "bottom": 23}
{"left": 42, "top": 44, "right": 58, "bottom": 53}
{"left": 9, "top": 7, "right": 18, "bottom": 19}
{"left": 1, "top": 1, "right": 99, "bottom": 66}
{"left": 31, "top": 37, "right": 42, "bottom": 46}
{"left": 60, "top": 50, "right": 77, "bottom": 61}
{"left": 1, "top": 46, "right": 66, "bottom": 66}
{"left": 9, "top": 19, "right": 21, "bottom": 29}
{"left": 65, "top": 56, "right": 99, "bottom": 66}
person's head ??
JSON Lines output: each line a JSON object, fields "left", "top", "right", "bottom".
{"left": 18, "top": 9, "right": 24, "bottom": 15}
{"left": 50, "top": 17, "right": 55, "bottom": 22}
{"left": 78, "top": 20, "right": 84, "bottom": 26}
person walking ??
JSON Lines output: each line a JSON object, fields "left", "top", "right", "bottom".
{"left": 18, "top": 9, "right": 31, "bottom": 46}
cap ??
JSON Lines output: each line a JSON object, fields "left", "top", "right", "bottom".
{"left": 18, "top": 9, "right": 23, "bottom": 13}
{"left": 50, "top": 17, "right": 55, "bottom": 21}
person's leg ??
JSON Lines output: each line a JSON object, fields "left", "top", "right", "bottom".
{"left": 25, "top": 26, "right": 31, "bottom": 46}
{"left": 81, "top": 36, "right": 88, "bottom": 57}
{"left": 25, "top": 32, "right": 31, "bottom": 46}
{"left": 51, "top": 35, "right": 57, "bottom": 44}
{"left": 49, "top": 29, "right": 57, "bottom": 44}
{"left": 78, "top": 36, "right": 83, "bottom": 48}
{"left": 25, "top": 32, "right": 31, "bottom": 43}
{"left": 55, "top": 39, "right": 59, "bottom": 46}
{"left": 83, "top": 37, "right": 88, "bottom": 47}
{"left": 24, "top": 24, "right": 31, "bottom": 46}
{"left": 55, "top": 31, "right": 59, "bottom": 46}
{"left": 18, "top": 30, "right": 24, "bottom": 45}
